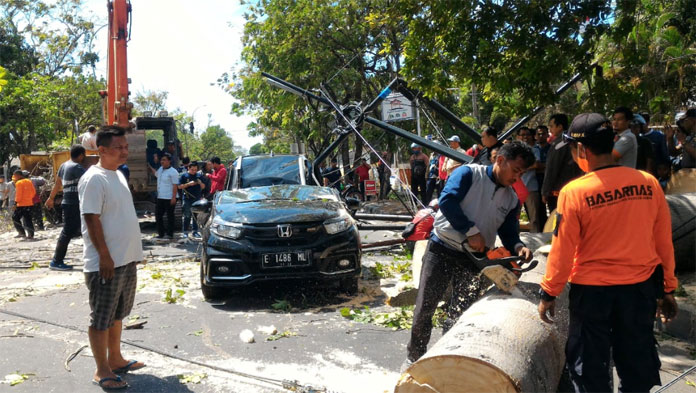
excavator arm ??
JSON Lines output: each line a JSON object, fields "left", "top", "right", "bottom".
{"left": 99, "top": 0, "right": 132, "bottom": 128}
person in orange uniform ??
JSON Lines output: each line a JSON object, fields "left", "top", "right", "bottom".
{"left": 11, "top": 170, "right": 37, "bottom": 239}
{"left": 538, "top": 113, "right": 678, "bottom": 393}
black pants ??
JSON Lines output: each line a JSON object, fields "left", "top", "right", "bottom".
{"left": 566, "top": 279, "right": 661, "bottom": 393}
{"left": 425, "top": 178, "right": 440, "bottom": 205}
{"left": 32, "top": 203, "right": 44, "bottom": 230}
{"left": 51, "top": 204, "right": 81, "bottom": 264}
{"left": 546, "top": 195, "right": 558, "bottom": 213}
{"left": 379, "top": 176, "right": 391, "bottom": 200}
{"left": 411, "top": 175, "right": 427, "bottom": 205}
{"left": 407, "top": 240, "right": 484, "bottom": 361}
{"left": 156, "top": 198, "right": 176, "bottom": 237}
{"left": 12, "top": 206, "right": 34, "bottom": 237}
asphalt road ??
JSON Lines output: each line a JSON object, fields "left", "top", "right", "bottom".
{"left": 0, "top": 223, "right": 693, "bottom": 393}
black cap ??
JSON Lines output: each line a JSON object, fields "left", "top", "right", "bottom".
{"left": 565, "top": 113, "right": 613, "bottom": 143}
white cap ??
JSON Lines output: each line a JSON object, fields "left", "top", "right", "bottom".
{"left": 447, "top": 135, "right": 460, "bottom": 143}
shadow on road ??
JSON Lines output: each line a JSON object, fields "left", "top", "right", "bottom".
{"left": 206, "top": 280, "right": 387, "bottom": 314}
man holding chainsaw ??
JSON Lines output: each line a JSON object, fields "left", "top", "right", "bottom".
{"left": 405, "top": 141, "right": 535, "bottom": 368}
{"left": 538, "top": 113, "right": 678, "bottom": 393}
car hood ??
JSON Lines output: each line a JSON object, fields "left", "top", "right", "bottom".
{"left": 214, "top": 185, "right": 345, "bottom": 224}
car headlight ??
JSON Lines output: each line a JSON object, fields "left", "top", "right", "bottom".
{"left": 211, "top": 216, "right": 243, "bottom": 239}
{"left": 324, "top": 215, "right": 354, "bottom": 234}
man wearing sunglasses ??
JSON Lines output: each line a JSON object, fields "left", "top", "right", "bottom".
{"left": 538, "top": 113, "right": 678, "bottom": 393}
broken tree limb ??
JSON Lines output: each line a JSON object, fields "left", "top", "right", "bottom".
{"left": 396, "top": 253, "right": 569, "bottom": 393}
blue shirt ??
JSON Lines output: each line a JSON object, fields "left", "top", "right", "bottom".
{"left": 179, "top": 172, "right": 203, "bottom": 201}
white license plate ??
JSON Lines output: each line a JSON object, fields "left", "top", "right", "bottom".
{"left": 261, "top": 251, "right": 310, "bottom": 268}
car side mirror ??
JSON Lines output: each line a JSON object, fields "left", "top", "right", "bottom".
{"left": 191, "top": 199, "right": 211, "bottom": 214}
{"left": 345, "top": 197, "right": 360, "bottom": 215}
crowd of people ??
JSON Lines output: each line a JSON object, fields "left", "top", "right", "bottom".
{"left": 0, "top": 130, "right": 229, "bottom": 269}
{"left": 400, "top": 108, "right": 696, "bottom": 232}
{"left": 404, "top": 110, "right": 683, "bottom": 393}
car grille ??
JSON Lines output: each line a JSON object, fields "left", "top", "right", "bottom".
{"left": 243, "top": 222, "right": 324, "bottom": 247}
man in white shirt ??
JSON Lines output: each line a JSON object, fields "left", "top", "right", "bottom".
{"left": 0, "top": 175, "right": 7, "bottom": 210}
{"left": 611, "top": 107, "right": 638, "bottom": 168}
{"left": 79, "top": 126, "right": 145, "bottom": 390}
{"left": 149, "top": 152, "right": 179, "bottom": 239}
{"left": 79, "top": 125, "right": 98, "bottom": 150}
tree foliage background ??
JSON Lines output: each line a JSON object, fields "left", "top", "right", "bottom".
{"left": 228, "top": 0, "right": 695, "bottom": 159}
{"left": 0, "top": 0, "right": 103, "bottom": 168}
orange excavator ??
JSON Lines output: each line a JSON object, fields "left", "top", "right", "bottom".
{"left": 99, "top": 0, "right": 133, "bottom": 127}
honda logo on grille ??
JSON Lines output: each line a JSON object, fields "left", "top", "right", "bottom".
{"left": 277, "top": 224, "right": 292, "bottom": 238}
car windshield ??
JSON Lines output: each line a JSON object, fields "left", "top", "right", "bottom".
{"left": 218, "top": 185, "right": 339, "bottom": 204}
{"left": 239, "top": 156, "right": 302, "bottom": 188}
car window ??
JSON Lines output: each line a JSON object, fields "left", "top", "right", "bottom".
{"left": 239, "top": 156, "right": 302, "bottom": 188}
{"left": 218, "top": 185, "right": 339, "bottom": 204}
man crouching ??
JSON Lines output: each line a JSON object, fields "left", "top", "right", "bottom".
{"left": 79, "top": 126, "right": 145, "bottom": 390}
{"left": 404, "top": 141, "right": 535, "bottom": 369}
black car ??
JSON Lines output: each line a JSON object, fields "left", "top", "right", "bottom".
{"left": 194, "top": 154, "right": 361, "bottom": 299}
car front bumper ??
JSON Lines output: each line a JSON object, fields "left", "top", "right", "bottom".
{"left": 201, "top": 226, "right": 361, "bottom": 288}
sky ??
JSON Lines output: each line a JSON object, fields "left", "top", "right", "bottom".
{"left": 84, "top": 0, "right": 262, "bottom": 151}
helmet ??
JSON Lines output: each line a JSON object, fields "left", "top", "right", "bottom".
{"left": 411, "top": 143, "right": 419, "bottom": 149}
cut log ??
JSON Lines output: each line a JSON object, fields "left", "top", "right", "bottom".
{"left": 396, "top": 253, "right": 569, "bottom": 393}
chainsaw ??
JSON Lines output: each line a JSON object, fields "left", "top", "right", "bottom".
{"left": 462, "top": 245, "right": 538, "bottom": 293}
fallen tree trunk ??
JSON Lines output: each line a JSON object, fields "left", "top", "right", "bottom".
{"left": 666, "top": 193, "right": 696, "bottom": 273}
{"left": 396, "top": 252, "right": 569, "bottom": 393}
{"left": 539, "top": 193, "right": 695, "bottom": 272}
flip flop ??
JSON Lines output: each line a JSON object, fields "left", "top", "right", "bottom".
{"left": 112, "top": 360, "right": 146, "bottom": 374}
{"left": 92, "top": 375, "right": 128, "bottom": 391}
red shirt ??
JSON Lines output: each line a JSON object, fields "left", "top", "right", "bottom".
{"left": 438, "top": 155, "right": 447, "bottom": 181}
{"left": 355, "top": 164, "right": 371, "bottom": 182}
{"left": 208, "top": 165, "right": 227, "bottom": 194}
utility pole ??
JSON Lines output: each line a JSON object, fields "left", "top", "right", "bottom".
{"left": 415, "top": 98, "right": 421, "bottom": 136}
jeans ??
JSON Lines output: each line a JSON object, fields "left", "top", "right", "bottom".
{"left": 51, "top": 204, "right": 82, "bottom": 264}
{"left": 407, "top": 240, "right": 484, "bottom": 361}
{"left": 156, "top": 198, "right": 176, "bottom": 237}
{"left": 12, "top": 206, "right": 34, "bottom": 237}
{"left": 182, "top": 199, "right": 198, "bottom": 232}
{"left": 425, "top": 178, "right": 440, "bottom": 206}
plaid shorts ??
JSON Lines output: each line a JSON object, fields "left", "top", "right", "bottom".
{"left": 85, "top": 262, "right": 138, "bottom": 330}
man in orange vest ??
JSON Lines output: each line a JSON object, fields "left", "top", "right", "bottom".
{"left": 538, "top": 113, "right": 678, "bottom": 393}
{"left": 11, "top": 170, "right": 36, "bottom": 239}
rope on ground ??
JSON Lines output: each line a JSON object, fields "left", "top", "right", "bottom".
{"left": 654, "top": 364, "right": 696, "bottom": 393}
{"left": 0, "top": 309, "right": 340, "bottom": 393}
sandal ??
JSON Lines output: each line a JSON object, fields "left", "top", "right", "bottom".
{"left": 112, "top": 360, "right": 146, "bottom": 374}
{"left": 92, "top": 375, "right": 128, "bottom": 391}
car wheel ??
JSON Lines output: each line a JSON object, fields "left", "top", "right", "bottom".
{"left": 339, "top": 277, "right": 359, "bottom": 295}
{"left": 200, "top": 260, "right": 226, "bottom": 300}
{"left": 345, "top": 190, "right": 364, "bottom": 202}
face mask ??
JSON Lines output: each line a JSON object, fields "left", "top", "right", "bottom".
{"left": 412, "top": 149, "right": 418, "bottom": 154}
{"left": 576, "top": 145, "right": 590, "bottom": 173}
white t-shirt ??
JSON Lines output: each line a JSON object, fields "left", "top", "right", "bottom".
{"left": 79, "top": 165, "right": 143, "bottom": 273}
{"left": 155, "top": 166, "right": 180, "bottom": 199}
{"left": 80, "top": 132, "right": 98, "bottom": 150}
